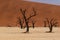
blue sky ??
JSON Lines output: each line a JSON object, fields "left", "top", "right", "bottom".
{"left": 24, "top": 0, "right": 60, "bottom": 5}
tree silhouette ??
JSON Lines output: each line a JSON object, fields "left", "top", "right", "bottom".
{"left": 19, "top": 8, "right": 37, "bottom": 33}
{"left": 17, "top": 17, "right": 24, "bottom": 29}
{"left": 45, "top": 18, "right": 58, "bottom": 32}
{"left": 31, "top": 20, "right": 36, "bottom": 28}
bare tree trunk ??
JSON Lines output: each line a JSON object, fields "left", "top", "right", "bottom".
{"left": 32, "top": 23, "right": 34, "bottom": 28}
{"left": 23, "top": 15, "right": 29, "bottom": 32}
{"left": 20, "top": 22, "right": 23, "bottom": 29}
{"left": 26, "top": 22, "right": 29, "bottom": 32}
{"left": 49, "top": 26, "right": 53, "bottom": 32}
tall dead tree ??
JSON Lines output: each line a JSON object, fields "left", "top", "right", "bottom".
{"left": 20, "top": 8, "right": 37, "bottom": 33}
{"left": 45, "top": 18, "right": 58, "bottom": 32}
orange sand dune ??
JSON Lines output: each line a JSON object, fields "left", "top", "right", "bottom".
{"left": 0, "top": 0, "right": 60, "bottom": 27}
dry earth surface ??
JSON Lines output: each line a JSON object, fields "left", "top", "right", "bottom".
{"left": 0, "top": 27, "right": 60, "bottom": 40}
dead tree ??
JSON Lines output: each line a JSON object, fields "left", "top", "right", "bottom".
{"left": 20, "top": 8, "right": 37, "bottom": 33}
{"left": 45, "top": 18, "right": 58, "bottom": 32}
{"left": 31, "top": 20, "right": 36, "bottom": 28}
{"left": 17, "top": 17, "right": 24, "bottom": 29}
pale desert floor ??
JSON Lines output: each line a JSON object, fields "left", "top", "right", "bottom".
{"left": 0, "top": 27, "right": 60, "bottom": 40}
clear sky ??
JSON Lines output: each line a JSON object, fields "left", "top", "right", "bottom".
{"left": 24, "top": 0, "right": 60, "bottom": 5}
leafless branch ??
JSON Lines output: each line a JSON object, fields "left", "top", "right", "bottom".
{"left": 20, "top": 8, "right": 27, "bottom": 15}
{"left": 27, "top": 8, "right": 37, "bottom": 20}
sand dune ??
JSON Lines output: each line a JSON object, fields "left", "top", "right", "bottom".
{"left": 0, "top": 0, "right": 60, "bottom": 27}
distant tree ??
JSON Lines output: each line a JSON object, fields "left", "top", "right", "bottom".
{"left": 31, "top": 20, "right": 36, "bottom": 28}
{"left": 45, "top": 18, "right": 58, "bottom": 32}
{"left": 17, "top": 17, "right": 24, "bottom": 29}
{"left": 19, "top": 8, "right": 37, "bottom": 33}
